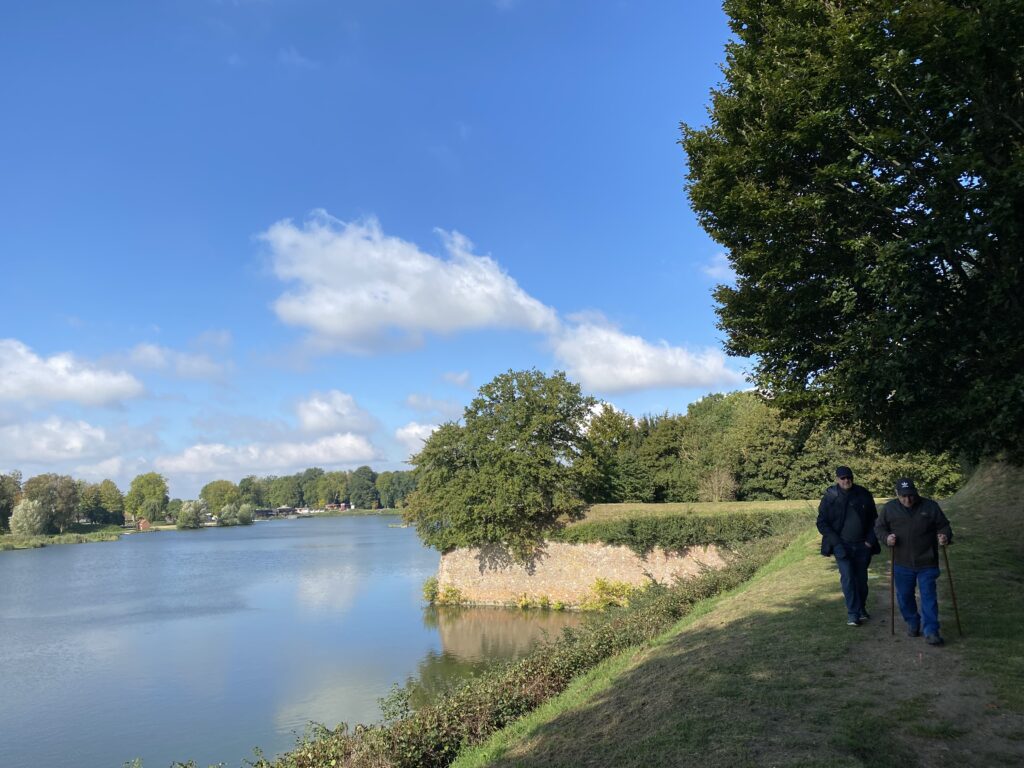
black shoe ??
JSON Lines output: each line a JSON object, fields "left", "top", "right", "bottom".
{"left": 925, "top": 634, "right": 944, "bottom": 646}
{"left": 859, "top": 610, "right": 871, "bottom": 621}
{"left": 847, "top": 618, "right": 861, "bottom": 627}
{"left": 907, "top": 625, "right": 920, "bottom": 637}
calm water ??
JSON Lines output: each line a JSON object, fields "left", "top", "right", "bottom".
{"left": 0, "top": 517, "right": 582, "bottom": 768}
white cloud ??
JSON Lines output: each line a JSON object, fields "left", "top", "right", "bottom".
{"left": 264, "top": 211, "right": 558, "bottom": 352}
{"left": 0, "top": 339, "right": 144, "bottom": 406}
{"left": 296, "top": 390, "right": 376, "bottom": 434}
{"left": 155, "top": 433, "right": 378, "bottom": 476}
{"left": 395, "top": 421, "right": 438, "bottom": 458}
{"left": 551, "top": 320, "right": 745, "bottom": 393}
{"left": 405, "top": 393, "right": 463, "bottom": 420}
{"left": 443, "top": 370, "right": 471, "bottom": 387}
{"left": 0, "top": 417, "right": 111, "bottom": 463}
{"left": 701, "top": 252, "right": 736, "bottom": 282}
{"left": 129, "top": 343, "right": 231, "bottom": 380}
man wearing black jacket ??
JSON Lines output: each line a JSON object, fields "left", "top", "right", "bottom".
{"left": 875, "top": 478, "right": 953, "bottom": 646}
{"left": 817, "top": 466, "right": 880, "bottom": 626}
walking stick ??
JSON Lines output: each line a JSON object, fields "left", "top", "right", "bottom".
{"left": 941, "top": 544, "right": 964, "bottom": 637}
{"left": 889, "top": 546, "right": 895, "bottom": 636}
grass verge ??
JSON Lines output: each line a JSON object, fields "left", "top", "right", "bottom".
{"left": 451, "top": 462, "right": 1024, "bottom": 768}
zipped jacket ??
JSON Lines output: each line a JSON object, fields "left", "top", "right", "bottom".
{"left": 817, "top": 483, "right": 880, "bottom": 557}
{"left": 875, "top": 496, "right": 953, "bottom": 569}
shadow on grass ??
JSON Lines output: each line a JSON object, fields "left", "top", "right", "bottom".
{"left": 480, "top": 580, "right": 920, "bottom": 768}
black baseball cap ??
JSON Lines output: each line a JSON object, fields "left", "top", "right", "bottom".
{"left": 895, "top": 478, "right": 918, "bottom": 496}
{"left": 835, "top": 466, "right": 853, "bottom": 479}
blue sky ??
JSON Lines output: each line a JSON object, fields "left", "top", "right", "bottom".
{"left": 0, "top": 0, "right": 744, "bottom": 498}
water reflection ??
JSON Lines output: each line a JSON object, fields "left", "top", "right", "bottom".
{"left": 408, "top": 606, "right": 584, "bottom": 707}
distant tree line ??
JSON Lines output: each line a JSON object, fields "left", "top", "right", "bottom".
{"left": 0, "top": 465, "right": 417, "bottom": 536}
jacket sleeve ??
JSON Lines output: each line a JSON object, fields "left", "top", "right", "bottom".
{"left": 816, "top": 493, "right": 842, "bottom": 549}
{"left": 874, "top": 505, "right": 891, "bottom": 544}
{"left": 864, "top": 490, "right": 879, "bottom": 547}
{"left": 934, "top": 502, "right": 953, "bottom": 544}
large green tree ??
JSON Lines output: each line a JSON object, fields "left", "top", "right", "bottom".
{"left": 405, "top": 369, "right": 595, "bottom": 558}
{"left": 97, "top": 479, "right": 125, "bottom": 523}
{"left": 125, "top": 473, "right": 169, "bottom": 523}
{"left": 348, "top": 466, "right": 379, "bottom": 510}
{"left": 683, "top": 0, "right": 1024, "bottom": 461}
{"left": 199, "top": 480, "right": 241, "bottom": 516}
{"left": 23, "top": 473, "right": 79, "bottom": 533}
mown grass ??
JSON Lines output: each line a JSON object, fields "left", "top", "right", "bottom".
{"left": 452, "top": 462, "right": 1024, "bottom": 768}
{"left": 0, "top": 523, "right": 125, "bottom": 551}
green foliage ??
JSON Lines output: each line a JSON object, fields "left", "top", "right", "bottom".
{"left": 125, "top": 473, "right": 169, "bottom": 523}
{"left": 349, "top": 465, "right": 380, "bottom": 509}
{"left": 218, "top": 502, "right": 240, "bottom": 526}
{"left": 437, "top": 585, "right": 463, "bottom": 606}
{"left": 0, "top": 470, "right": 21, "bottom": 531}
{"left": 269, "top": 475, "right": 303, "bottom": 508}
{"left": 200, "top": 480, "right": 241, "bottom": 516}
{"left": 252, "top": 529, "right": 796, "bottom": 768}
{"left": 579, "top": 579, "right": 641, "bottom": 611}
{"left": 23, "top": 473, "right": 79, "bottom": 533}
{"left": 682, "top": 0, "right": 1024, "bottom": 461}
{"left": 98, "top": 478, "right": 125, "bottom": 521}
{"left": 176, "top": 500, "right": 205, "bottom": 530}
{"left": 237, "top": 503, "right": 254, "bottom": 525}
{"left": 239, "top": 475, "right": 269, "bottom": 507}
{"left": 315, "top": 470, "right": 349, "bottom": 507}
{"left": 422, "top": 576, "right": 440, "bottom": 604}
{"left": 405, "top": 369, "right": 595, "bottom": 559}
{"left": 554, "top": 509, "right": 808, "bottom": 555}
{"left": 9, "top": 499, "right": 47, "bottom": 536}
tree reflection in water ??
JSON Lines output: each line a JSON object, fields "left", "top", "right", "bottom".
{"left": 407, "top": 605, "right": 585, "bottom": 708}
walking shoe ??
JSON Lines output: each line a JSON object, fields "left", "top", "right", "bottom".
{"left": 925, "top": 634, "right": 945, "bottom": 646}
{"left": 907, "top": 625, "right": 920, "bottom": 637}
{"left": 859, "top": 610, "right": 871, "bottom": 621}
{"left": 847, "top": 618, "right": 861, "bottom": 627}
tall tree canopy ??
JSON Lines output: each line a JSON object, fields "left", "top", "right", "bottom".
{"left": 405, "top": 369, "right": 594, "bottom": 558}
{"left": 683, "top": 0, "right": 1024, "bottom": 460}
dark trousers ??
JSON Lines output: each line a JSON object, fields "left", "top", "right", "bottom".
{"left": 835, "top": 544, "right": 872, "bottom": 620}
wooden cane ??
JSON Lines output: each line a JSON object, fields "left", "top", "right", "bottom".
{"left": 889, "top": 545, "right": 895, "bottom": 636}
{"left": 941, "top": 544, "right": 964, "bottom": 637}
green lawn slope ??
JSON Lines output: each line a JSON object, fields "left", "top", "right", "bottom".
{"left": 454, "top": 463, "right": 1024, "bottom": 768}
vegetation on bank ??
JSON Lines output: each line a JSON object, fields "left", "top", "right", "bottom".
{"left": 251, "top": 514, "right": 809, "bottom": 768}
{"left": 0, "top": 523, "right": 125, "bottom": 551}
{"left": 451, "top": 463, "right": 1024, "bottom": 768}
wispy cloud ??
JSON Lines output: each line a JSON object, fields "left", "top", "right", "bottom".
{"left": 129, "top": 343, "right": 231, "bottom": 381}
{"left": 278, "top": 45, "right": 319, "bottom": 70}
{"left": 701, "top": 252, "right": 735, "bottom": 282}
{"left": 443, "top": 370, "right": 471, "bottom": 387}
{"left": 405, "top": 393, "right": 463, "bottom": 420}
{"left": 0, "top": 339, "right": 144, "bottom": 406}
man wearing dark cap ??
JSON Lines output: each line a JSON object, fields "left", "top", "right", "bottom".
{"left": 875, "top": 478, "right": 953, "bottom": 645}
{"left": 817, "top": 466, "right": 880, "bottom": 626}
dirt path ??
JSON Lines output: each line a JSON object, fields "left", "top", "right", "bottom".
{"left": 853, "top": 563, "right": 1024, "bottom": 766}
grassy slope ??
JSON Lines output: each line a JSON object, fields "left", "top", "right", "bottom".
{"left": 455, "top": 463, "right": 1024, "bottom": 768}
{"left": 577, "top": 499, "right": 816, "bottom": 523}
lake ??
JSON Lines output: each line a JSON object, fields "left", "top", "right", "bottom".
{"left": 0, "top": 516, "right": 582, "bottom": 768}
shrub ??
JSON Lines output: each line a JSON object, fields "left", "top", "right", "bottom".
{"left": 579, "top": 578, "right": 640, "bottom": 611}
{"left": 176, "top": 500, "right": 205, "bottom": 530}
{"left": 437, "top": 585, "right": 463, "bottom": 606}
{"left": 237, "top": 503, "right": 254, "bottom": 525}
{"left": 9, "top": 499, "right": 47, "bottom": 536}
{"left": 422, "top": 577, "right": 439, "bottom": 604}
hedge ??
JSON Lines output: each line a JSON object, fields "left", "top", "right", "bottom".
{"left": 550, "top": 509, "right": 811, "bottom": 554}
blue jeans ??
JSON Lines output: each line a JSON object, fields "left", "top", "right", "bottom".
{"left": 894, "top": 565, "right": 941, "bottom": 636}
{"left": 835, "top": 544, "right": 872, "bottom": 620}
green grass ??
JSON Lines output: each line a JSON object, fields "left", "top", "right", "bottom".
{"left": 577, "top": 499, "right": 816, "bottom": 524}
{"left": 452, "top": 462, "right": 1024, "bottom": 768}
{"left": 0, "top": 523, "right": 126, "bottom": 551}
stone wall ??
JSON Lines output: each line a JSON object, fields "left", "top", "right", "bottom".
{"left": 437, "top": 541, "right": 727, "bottom": 606}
